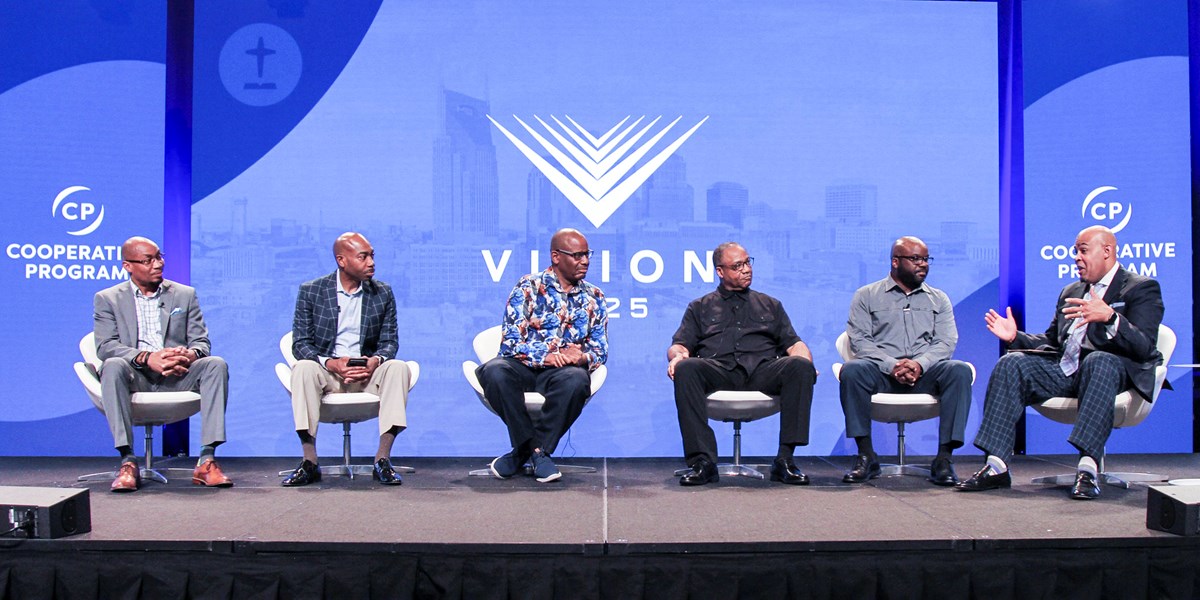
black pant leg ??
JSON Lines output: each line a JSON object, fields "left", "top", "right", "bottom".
{"left": 476, "top": 357, "right": 539, "bottom": 450}
{"left": 533, "top": 365, "right": 592, "bottom": 455}
{"left": 673, "top": 358, "right": 738, "bottom": 465}
{"left": 748, "top": 356, "right": 817, "bottom": 446}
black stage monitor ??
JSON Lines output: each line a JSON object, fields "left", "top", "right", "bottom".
{"left": 0, "top": 486, "right": 91, "bottom": 539}
{"left": 1146, "top": 485, "right": 1200, "bottom": 537}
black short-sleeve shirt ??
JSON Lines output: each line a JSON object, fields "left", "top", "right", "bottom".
{"left": 671, "top": 287, "right": 802, "bottom": 375}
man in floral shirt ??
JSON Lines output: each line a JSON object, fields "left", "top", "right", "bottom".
{"left": 477, "top": 228, "right": 609, "bottom": 483}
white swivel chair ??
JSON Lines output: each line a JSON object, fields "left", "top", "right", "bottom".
{"left": 672, "top": 391, "right": 783, "bottom": 480}
{"left": 74, "top": 332, "right": 202, "bottom": 484}
{"left": 462, "top": 325, "right": 607, "bottom": 476}
{"left": 832, "top": 332, "right": 977, "bottom": 478}
{"left": 1030, "top": 324, "right": 1175, "bottom": 489}
{"left": 274, "top": 332, "right": 420, "bottom": 479}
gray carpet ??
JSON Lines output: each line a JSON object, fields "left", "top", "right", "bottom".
{"left": 1, "top": 454, "right": 1196, "bottom": 548}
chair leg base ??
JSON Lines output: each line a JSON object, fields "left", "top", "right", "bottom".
{"left": 277, "top": 464, "right": 416, "bottom": 479}
{"left": 468, "top": 463, "right": 596, "bottom": 477}
{"left": 78, "top": 467, "right": 193, "bottom": 485}
{"left": 1031, "top": 471, "right": 1166, "bottom": 489}
{"left": 879, "top": 463, "right": 930, "bottom": 478}
{"left": 673, "top": 463, "right": 767, "bottom": 479}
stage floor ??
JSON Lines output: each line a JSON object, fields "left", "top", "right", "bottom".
{"left": 3, "top": 453, "right": 1198, "bottom": 550}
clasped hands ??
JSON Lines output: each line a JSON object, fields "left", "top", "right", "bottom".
{"left": 891, "top": 358, "right": 922, "bottom": 386}
{"left": 147, "top": 346, "right": 198, "bottom": 377}
{"left": 545, "top": 344, "right": 587, "bottom": 368}
{"left": 325, "top": 356, "right": 382, "bottom": 383}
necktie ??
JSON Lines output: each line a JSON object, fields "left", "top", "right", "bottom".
{"left": 1059, "top": 283, "right": 1105, "bottom": 376}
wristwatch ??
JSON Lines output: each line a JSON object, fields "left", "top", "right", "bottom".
{"left": 1105, "top": 310, "right": 1119, "bottom": 325}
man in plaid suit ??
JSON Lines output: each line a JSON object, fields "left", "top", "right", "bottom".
{"left": 282, "top": 232, "right": 413, "bottom": 487}
{"left": 957, "top": 226, "right": 1164, "bottom": 500}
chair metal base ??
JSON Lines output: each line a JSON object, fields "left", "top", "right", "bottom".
{"left": 673, "top": 463, "right": 767, "bottom": 479}
{"left": 276, "top": 463, "right": 416, "bottom": 479}
{"left": 278, "top": 422, "right": 416, "bottom": 480}
{"left": 879, "top": 463, "right": 930, "bottom": 478}
{"left": 78, "top": 466, "right": 195, "bottom": 485}
{"left": 1031, "top": 471, "right": 1167, "bottom": 489}
{"left": 468, "top": 463, "right": 596, "bottom": 477}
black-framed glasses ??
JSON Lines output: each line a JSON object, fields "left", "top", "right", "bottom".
{"left": 553, "top": 248, "right": 594, "bottom": 260}
{"left": 718, "top": 257, "right": 754, "bottom": 272}
{"left": 124, "top": 254, "right": 165, "bottom": 266}
{"left": 893, "top": 255, "right": 933, "bottom": 264}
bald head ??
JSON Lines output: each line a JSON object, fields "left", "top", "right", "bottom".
{"left": 120, "top": 236, "right": 164, "bottom": 293}
{"left": 889, "top": 236, "right": 929, "bottom": 291}
{"left": 549, "top": 228, "right": 590, "bottom": 288}
{"left": 334, "top": 232, "right": 376, "bottom": 286}
{"left": 1073, "top": 226, "right": 1117, "bottom": 283}
{"left": 121, "top": 236, "right": 159, "bottom": 261}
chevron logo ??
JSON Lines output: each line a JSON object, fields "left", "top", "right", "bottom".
{"left": 489, "top": 114, "right": 708, "bottom": 227}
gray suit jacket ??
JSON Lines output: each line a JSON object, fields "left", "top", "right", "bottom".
{"left": 93, "top": 279, "right": 212, "bottom": 364}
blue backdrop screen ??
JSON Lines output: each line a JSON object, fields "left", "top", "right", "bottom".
{"left": 191, "top": 0, "right": 1000, "bottom": 458}
{"left": 0, "top": 2, "right": 165, "bottom": 454}
{"left": 1022, "top": 0, "right": 1193, "bottom": 453}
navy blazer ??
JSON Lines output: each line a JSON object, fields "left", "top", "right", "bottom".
{"left": 1011, "top": 267, "right": 1164, "bottom": 401}
{"left": 291, "top": 272, "right": 398, "bottom": 362}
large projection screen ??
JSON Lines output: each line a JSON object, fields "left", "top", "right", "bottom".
{"left": 191, "top": 0, "right": 999, "bottom": 459}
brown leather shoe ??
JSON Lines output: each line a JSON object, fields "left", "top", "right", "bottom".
{"left": 192, "top": 458, "right": 233, "bottom": 487}
{"left": 111, "top": 462, "right": 140, "bottom": 493}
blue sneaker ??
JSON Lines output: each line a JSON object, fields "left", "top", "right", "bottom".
{"left": 531, "top": 450, "right": 561, "bottom": 483}
{"left": 489, "top": 449, "right": 524, "bottom": 479}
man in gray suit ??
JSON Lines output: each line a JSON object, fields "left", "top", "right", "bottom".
{"left": 94, "top": 236, "right": 231, "bottom": 492}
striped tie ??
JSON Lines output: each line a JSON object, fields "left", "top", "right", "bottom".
{"left": 1059, "top": 283, "right": 1104, "bottom": 376}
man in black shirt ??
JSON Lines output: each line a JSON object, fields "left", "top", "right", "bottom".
{"left": 668, "top": 242, "right": 818, "bottom": 486}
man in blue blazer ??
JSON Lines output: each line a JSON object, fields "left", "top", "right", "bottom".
{"left": 957, "top": 225, "right": 1164, "bottom": 500}
{"left": 94, "top": 236, "right": 232, "bottom": 492}
{"left": 283, "top": 232, "right": 412, "bottom": 486}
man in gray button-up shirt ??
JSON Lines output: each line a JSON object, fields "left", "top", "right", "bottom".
{"left": 838, "top": 236, "right": 973, "bottom": 487}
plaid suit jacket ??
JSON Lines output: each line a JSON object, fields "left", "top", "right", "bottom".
{"left": 291, "top": 272, "right": 398, "bottom": 362}
{"left": 1011, "top": 267, "right": 1164, "bottom": 400}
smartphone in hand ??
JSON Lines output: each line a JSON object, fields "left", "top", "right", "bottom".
{"left": 347, "top": 357, "right": 368, "bottom": 367}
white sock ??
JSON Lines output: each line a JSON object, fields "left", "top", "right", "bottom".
{"left": 986, "top": 455, "right": 1008, "bottom": 474}
{"left": 1077, "top": 455, "right": 1098, "bottom": 477}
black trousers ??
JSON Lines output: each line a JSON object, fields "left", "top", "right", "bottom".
{"left": 476, "top": 356, "right": 591, "bottom": 455}
{"left": 673, "top": 356, "right": 816, "bottom": 466}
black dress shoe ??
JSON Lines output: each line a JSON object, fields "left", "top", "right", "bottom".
{"left": 929, "top": 457, "right": 959, "bottom": 486}
{"left": 679, "top": 458, "right": 719, "bottom": 486}
{"left": 769, "top": 458, "right": 810, "bottom": 485}
{"left": 282, "top": 459, "right": 320, "bottom": 487}
{"left": 1070, "top": 470, "right": 1100, "bottom": 500}
{"left": 954, "top": 465, "right": 1011, "bottom": 492}
{"left": 843, "top": 454, "right": 881, "bottom": 483}
{"left": 373, "top": 458, "right": 403, "bottom": 486}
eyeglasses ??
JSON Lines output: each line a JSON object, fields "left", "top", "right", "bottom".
{"left": 718, "top": 257, "right": 755, "bottom": 272}
{"left": 893, "top": 255, "right": 933, "bottom": 264}
{"left": 554, "top": 248, "right": 594, "bottom": 260}
{"left": 124, "top": 254, "right": 165, "bottom": 266}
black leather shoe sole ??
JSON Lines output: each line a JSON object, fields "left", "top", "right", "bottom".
{"left": 770, "top": 471, "right": 811, "bottom": 485}
{"left": 282, "top": 470, "right": 320, "bottom": 487}
{"left": 842, "top": 466, "right": 881, "bottom": 484}
{"left": 679, "top": 466, "right": 718, "bottom": 486}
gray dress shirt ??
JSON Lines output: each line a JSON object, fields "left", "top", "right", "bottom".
{"left": 845, "top": 275, "right": 957, "bottom": 374}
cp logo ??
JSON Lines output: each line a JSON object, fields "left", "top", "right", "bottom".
{"left": 1081, "top": 186, "right": 1131, "bottom": 233}
{"left": 52, "top": 186, "right": 105, "bottom": 236}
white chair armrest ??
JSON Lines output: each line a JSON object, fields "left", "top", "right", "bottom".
{"left": 74, "top": 362, "right": 104, "bottom": 411}
{"left": 274, "top": 363, "right": 292, "bottom": 394}
{"left": 589, "top": 364, "right": 608, "bottom": 397}
{"left": 462, "top": 360, "right": 484, "bottom": 396}
{"left": 832, "top": 362, "right": 843, "bottom": 381}
{"left": 405, "top": 360, "right": 420, "bottom": 389}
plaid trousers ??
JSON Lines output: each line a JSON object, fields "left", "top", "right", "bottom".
{"left": 972, "top": 350, "right": 1126, "bottom": 461}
